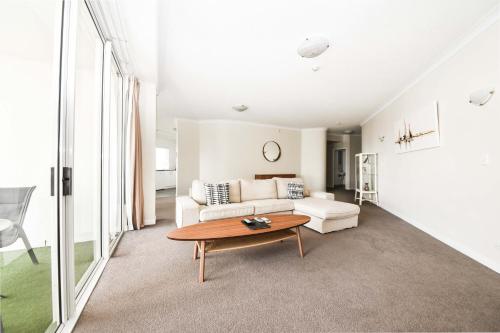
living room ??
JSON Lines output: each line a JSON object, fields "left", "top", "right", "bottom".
{"left": 1, "top": 0, "right": 499, "bottom": 332}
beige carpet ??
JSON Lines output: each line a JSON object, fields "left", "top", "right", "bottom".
{"left": 74, "top": 190, "right": 500, "bottom": 332}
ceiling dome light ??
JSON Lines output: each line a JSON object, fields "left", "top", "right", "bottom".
{"left": 232, "top": 105, "right": 248, "bottom": 112}
{"left": 297, "top": 36, "right": 330, "bottom": 58}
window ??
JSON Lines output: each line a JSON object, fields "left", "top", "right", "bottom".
{"left": 156, "top": 148, "right": 170, "bottom": 170}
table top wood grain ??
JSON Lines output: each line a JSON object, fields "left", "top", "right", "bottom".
{"left": 167, "top": 214, "right": 310, "bottom": 241}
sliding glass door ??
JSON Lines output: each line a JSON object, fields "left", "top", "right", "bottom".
{"left": 0, "top": 0, "right": 63, "bottom": 332}
{"left": 0, "top": 1, "right": 127, "bottom": 330}
{"left": 70, "top": 0, "right": 105, "bottom": 294}
{"left": 106, "top": 58, "right": 125, "bottom": 246}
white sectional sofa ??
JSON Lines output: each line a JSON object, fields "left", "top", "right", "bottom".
{"left": 176, "top": 178, "right": 360, "bottom": 234}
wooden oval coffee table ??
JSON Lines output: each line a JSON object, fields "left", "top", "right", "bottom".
{"left": 167, "top": 214, "right": 310, "bottom": 283}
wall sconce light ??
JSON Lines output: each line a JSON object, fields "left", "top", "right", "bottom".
{"left": 378, "top": 136, "right": 385, "bottom": 143}
{"left": 469, "top": 88, "right": 495, "bottom": 106}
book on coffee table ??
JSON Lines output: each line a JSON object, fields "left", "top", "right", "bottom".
{"left": 241, "top": 218, "right": 271, "bottom": 230}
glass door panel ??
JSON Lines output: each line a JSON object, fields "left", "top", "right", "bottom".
{"left": 108, "top": 60, "right": 123, "bottom": 245}
{"left": 0, "top": 0, "right": 62, "bottom": 331}
{"left": 72, "top": 0, "right": 104, "bottom": 292}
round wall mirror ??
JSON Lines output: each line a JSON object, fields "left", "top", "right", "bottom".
{"left": 262, "top": 141, "right": 281, "bottom": 162}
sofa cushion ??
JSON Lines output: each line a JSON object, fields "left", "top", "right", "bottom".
{"left": 287, "top": 183, "right": 304, "bottom": 199}
{"left": 192, "top": 179, "right": 241, "bottom": 204}
{"left": 225, "top": 179, "right": 241, "bottom": 203}
{"left": 293, "top": 198, "right": 360, "bottom": 220}
{"left": 273, "top": 177, "right": 304, "bottom": 199}
{"left": 191, "top": 180, "right": 206, "bottom": 205}
{"left": 240, "top": 179, "right": 277, "bottom": 201}
{"left": 199, "top": 202, "right": 254, "bottom": 222}
{"left": 310, "top": 191, "right": 335, "bottom": 200}
{"left": 245, "top": 199, "right": 294, "bottom": 214}
{"left": 204, "top": 183, "right": 230, "bottom": 205}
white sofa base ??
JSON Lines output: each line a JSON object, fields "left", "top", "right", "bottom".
{"left": 176, "top": 196, "right": 200, "bottom": 228}
{"left": 177, "top": 178, "right": 360, "bottom": 235}
{"left": 298, "top": 213, "right": 358, "bottom": 234}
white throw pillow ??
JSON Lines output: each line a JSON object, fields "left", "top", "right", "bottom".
{"left": 240, "top": 179, "right": 277, "bottom": 201}
{"left": 274, "top": 177, "right": 304, "bottom": 199}
{"left": 224, "top": 179, "right": 241, "bottom": 203}
{"left": 191, "top": 180, "right": 206, "bottom": 204}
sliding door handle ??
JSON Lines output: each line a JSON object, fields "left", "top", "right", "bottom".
{"left": 62, "top": 167, "right": 72, "bottom": 196}
{"left": 50, "top": 167, "right": 55, "bottom": 196}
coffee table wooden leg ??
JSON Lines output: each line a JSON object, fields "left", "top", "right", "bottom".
{"left": 199, "top": 241, "right": 206, "bottom": 283}
{"left": 193, "top": 242, "right": 199, "bottom": 260}
{"left": 296, "top": 227, "right": 304, "bottom": 258}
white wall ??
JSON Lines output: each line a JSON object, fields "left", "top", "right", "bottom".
{"left": 198, "top": 121, "right": 301, "bottom": 182}
{"left": 362, "top": 21, "right": 500, "bottom": 273}
{"left": 300, "top": 128, "right": 327, "bottom": 191}
{"left": 139, "top": 81, "right": 157, "bottom": 225}
{"left": 176, "top": 119, "right": 199, "bottom": 195}
{"left": 176, "top": 120, "right": 326, "bottom": 195}
{"left": 176, "top": 121, "right": 330, "bottom": 195}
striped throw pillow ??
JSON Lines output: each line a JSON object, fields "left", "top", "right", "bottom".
{"left": 287, "top": 182, "right": 304, "bottom": 199}
{"left": 204, "top": 183, "right": 230, "bottom": 205}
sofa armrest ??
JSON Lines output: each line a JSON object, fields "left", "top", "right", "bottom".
{"left": 176, "top": 196, "right": 200, "bottom": 228}
{"left": 310, "top": 191, "right": 335, "bottom": 201}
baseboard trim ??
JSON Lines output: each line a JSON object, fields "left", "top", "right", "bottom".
{"left": 379, "top": 203, "right": 500, "bottom": 274}
{"left": 145, "top": 217, "right": 156, "bottom": 225}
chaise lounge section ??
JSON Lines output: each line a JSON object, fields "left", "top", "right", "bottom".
{"left": 176, "top": 177, "right": 360, "bottom": 234}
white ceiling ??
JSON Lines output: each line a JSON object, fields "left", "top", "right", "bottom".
{"left": 130, "top": 0, "right": 499, "bottom": 130}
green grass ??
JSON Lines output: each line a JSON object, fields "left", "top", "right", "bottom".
{"left": 0, "top": 242, "right": 94, "bottom": 333}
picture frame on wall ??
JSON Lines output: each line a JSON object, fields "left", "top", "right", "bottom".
{"left": 394, "top": 101, "right": 440, "bottom": 154}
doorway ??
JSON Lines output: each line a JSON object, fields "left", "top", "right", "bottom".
{"left": 334, "top": 149, "right": 347, "bottom": 188}
{"left": 326, "top": 142, "right": 347, "bottom": 190}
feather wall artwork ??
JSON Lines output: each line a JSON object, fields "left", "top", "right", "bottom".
{"left": 394, "top": 101, "right": 440, "bottom": 153}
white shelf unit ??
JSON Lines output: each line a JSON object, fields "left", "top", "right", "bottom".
{"left": 354, "top": 153, "right": 379, "bottom": 206}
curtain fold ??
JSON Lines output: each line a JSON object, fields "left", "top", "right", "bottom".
{"left": 125, "top": 77, "right": 144, "bottom": 230}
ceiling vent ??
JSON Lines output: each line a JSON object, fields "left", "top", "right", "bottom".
{"left": 297, "top": 37, "right": 330, "bottom": 58}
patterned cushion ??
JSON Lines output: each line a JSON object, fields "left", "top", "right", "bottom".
{"left": 204, "top": 183, "right": 230, "bottom": 206}
{"left": 287, "top": 183, "right": 304, "bottom": 199}
{"left": 274, "top": 177, "right": 304, "bottom": 199}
